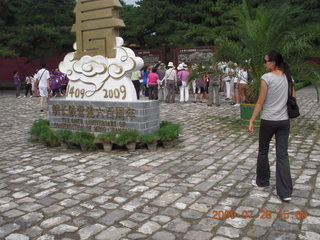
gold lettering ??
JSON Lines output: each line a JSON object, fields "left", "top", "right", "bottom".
{"left": 72, "top": 0, "right": 125, "bottom": 59}
{"left": 69, "top": 105, "right": 76, "bottom": 117}
{"left": 87, "top": 105, "right": 95, "bottom": 118}
{"left": 78, "top": 105, "right": 85, "bottom": 117}
{"left": 126, "top": 107, "right": 136, "bottom": 120}
{"left": 52, "top": 104, "right": 61, "bottom": 116}
{"left": 115, "top": 107, "right": 125, "bottom": 120}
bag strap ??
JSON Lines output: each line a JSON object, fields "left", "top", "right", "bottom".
{"left": 167, "top": 69, "right": 174, "bottom": 80}
{"left": 38, "top": 69, "right": 46, "bottom": 81}
{"left": 286, "top": 75, "right": 294, "bottom": 98}
{"left": 179, "top": 70, "right": 184, "bottom": 81}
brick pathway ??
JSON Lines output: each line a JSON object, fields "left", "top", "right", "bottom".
{"left": 0, "top": 86, "right": 319, "bottom": 240}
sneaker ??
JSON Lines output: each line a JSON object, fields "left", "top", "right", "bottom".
{"left": 251, "top": 179, "right": 269, "bottom": 188}
{"left": 30, "top": 96, "right": 33, "bottom": 98}
{"left": 283, "top": 197, "right": 292, "bottom": 202}
{"left": 251, "top": 179, "right": 259, "bottom": 187}
{"left": 207, "top": 104, "right": 212, "bottom": 106}
{"left": 272, "top": 191, "right": 292, "bottom": 202}
{"left": 234, "top": 103, "right": 240, "bottom": 106}
{"left": 230, "top": 102, "right": 235, "bottom": 105}
{"left": 225, "top": 98, "right": 230, "bottom": 100}
{"left": 17, "top": 96, "right": 21, "bottom": 98}
{"left": 24, "top": 96, "right": 27, "bottom": 98}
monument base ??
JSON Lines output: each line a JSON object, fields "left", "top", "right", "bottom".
{"left": 48, "top": 99, "right": 160, "bottom": 135}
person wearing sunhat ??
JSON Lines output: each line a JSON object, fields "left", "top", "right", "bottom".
{"left": 178, "top": 63, "right": 190, "bottom": 103}
{"left": 163, "top": 62, "right": 177, "bottom": 103}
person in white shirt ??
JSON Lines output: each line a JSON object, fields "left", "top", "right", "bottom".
{"left": 163, "top": 62, "right": 177, "bottom": 103}
{"left": 238, "top": 65, "right": 248, "bottom": 103}
{"left": 231, "top": 67, "right": 241, "bottom": 106}
{"left": 223, "top": 62, "right": 235, "bottom": 100}
{"left": 36, "top": 64, "right": 51, "bottom": 112}
{"left": 24, "top": 75, "right": 33, "bottom": 98}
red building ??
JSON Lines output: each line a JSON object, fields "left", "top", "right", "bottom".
{"left": 0, "top": 54, "right": 65, "bottom": 87}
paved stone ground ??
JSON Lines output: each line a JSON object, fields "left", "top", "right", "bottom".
{"left": 0, "top": 86, "right": 320, "bottom": 240}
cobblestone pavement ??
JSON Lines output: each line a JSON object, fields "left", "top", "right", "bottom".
{"left": 0, "top": 86, "right": 320, "bottom": 240}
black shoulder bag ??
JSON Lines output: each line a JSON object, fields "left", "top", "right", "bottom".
{"left": 287, "top": 77, "right": 300, "bottom": 119}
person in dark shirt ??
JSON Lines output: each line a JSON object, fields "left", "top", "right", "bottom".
{"left": 13, "top": 71, "right": 21, "bottom": 98}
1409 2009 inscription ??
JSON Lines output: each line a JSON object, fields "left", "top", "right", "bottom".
{"left": 103, "top": 85, "right": 127, "bottom": 100}
{"left": 65, "top": 85, "right": 127, "bottom": 100}
{"left": 66, "top": 85, "right": 86, "bottom": 98}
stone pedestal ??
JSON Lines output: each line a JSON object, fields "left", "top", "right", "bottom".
{"left": 48, "top": 99, "right": 160, "bottom": 135}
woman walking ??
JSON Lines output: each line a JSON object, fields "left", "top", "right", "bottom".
{"left": 147, "top": 68, "right": 159, "bottom": 100}
{"left": 13, "top": 71, "right": 21, "bottom": 98}
{"left": 25, "top": 74, "right": 33, "bottom": 97}
{"left": 249, "top": 50, "right": 294, "bottom": 202}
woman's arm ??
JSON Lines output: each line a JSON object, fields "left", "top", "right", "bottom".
{"left": 292, "top": 87, "right": 297, "bottom": 98}
{"left": 248, "top": 80, "right": 268, "bottom": 135}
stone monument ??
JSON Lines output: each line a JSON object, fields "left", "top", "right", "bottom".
{"left": 49, "top": 0, "right": 160, "bottom": 134}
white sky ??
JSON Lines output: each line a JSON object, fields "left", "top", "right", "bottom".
{"left": 123, "top": 0, "right": 137, "bottom": 5}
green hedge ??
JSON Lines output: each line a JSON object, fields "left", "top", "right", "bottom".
{"left": 30, "top": 119, "right": 181, "bottom": 151}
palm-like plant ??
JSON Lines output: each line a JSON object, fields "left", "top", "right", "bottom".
{"left": 214, "top": 0, "right": 315, "bottom": 103}
{"left": 300, "top": 61, "right": 320, "bottom": 103}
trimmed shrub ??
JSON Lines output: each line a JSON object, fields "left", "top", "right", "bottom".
{"left": 139, "top": 132, "right": 160, "bottom": 144}
{"left": 55, "top": 129, "right": 73, "bottom": 147}
{"left": 158, "top": 122, "right": 181, "bottom": 142}
{"left": 80, "top": 138, "right": 98, "bottom": 151}
{"left": 39, "top": 128, "right": 59, "bottom": 147}
{"left": 115, "top": 129, "right": 139, "bottom": 146}
{"left": 55, "top": 129, "right": 73, "bottom": 142}
{"left": 69, "top": 131, "right": 96, "bottom": 150}
{"left": 30, "top": 119, "right": 50, "bottom": 140}
{"left": 95, "top": 132, "right": 117, "bottom": 144}
{"left": 30, "top": 119, "right": 182, "bottom": 151}
{"left": 160, "top": 121, "right": 171, "bottom": 128}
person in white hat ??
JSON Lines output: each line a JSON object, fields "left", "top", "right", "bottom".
{"left": 178, "top": 64, "right": 190, "bottom": 103}
{"left": 163, "top": 62, "right": 177, "bottom": 103}
{"left": 177, "top": 63, "right": 184, "bottom": 71}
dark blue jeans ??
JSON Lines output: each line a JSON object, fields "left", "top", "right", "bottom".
{"left": 256, "top": 119, "right": 292, "bottom": 199}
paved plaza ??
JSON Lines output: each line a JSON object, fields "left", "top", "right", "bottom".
{"left": 0, "top": 86, "right": 320, "bottom": 240}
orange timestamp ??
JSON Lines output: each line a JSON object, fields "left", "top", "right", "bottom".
{"left": 211, "top": 210, "right": 308, "bottom": 220}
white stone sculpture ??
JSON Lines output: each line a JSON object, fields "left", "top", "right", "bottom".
{"left": 59, "top": 37, "right": 143, "bottom": 101}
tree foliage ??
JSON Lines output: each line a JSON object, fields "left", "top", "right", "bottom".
{"left": 0, "top": 0, "right": 75, "bottom": 60}
{"left": 120, "top": 0, "right": 241, "bottom": 48}
{"left": 1, "top": 0, "right": 319, "bottom": 71}
{"left": 213, "top": 0, "right": 318, "bottom": 102}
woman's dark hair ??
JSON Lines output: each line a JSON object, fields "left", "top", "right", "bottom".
{"left": 267, "top": 50, "right": 293, "bottom": 88}
{"left": 152, "top": 67, "right": 157, "bottom": 73}
{"left": 13, "top": 70, "right": 17, "bottom": 74}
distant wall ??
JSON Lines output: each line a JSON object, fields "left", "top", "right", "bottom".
{"left": 134, "top": 49, "right": 165, "bottom": 67}
{"left": 0, "top": 54, "right": 66, "bottom": 87}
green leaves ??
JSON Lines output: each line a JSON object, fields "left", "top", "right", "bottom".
{"left": 120, "top": 0, "right": 240, "bottom": 48}
{"left": 0, "top": 0, "right": 75, "bottom": 59}
{"left": 214, "top": 0, "right": 319, "bottom": 103}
